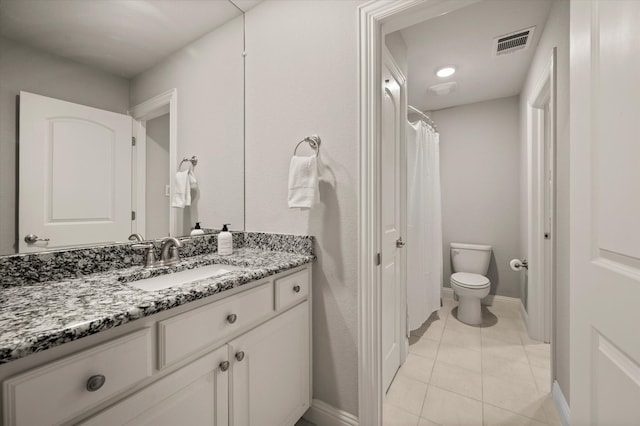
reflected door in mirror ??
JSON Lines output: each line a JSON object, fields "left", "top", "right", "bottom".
{"left": 19, "top": 92, "right": 133, "bottom": 252}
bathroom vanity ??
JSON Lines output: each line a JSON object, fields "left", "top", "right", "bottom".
{"left": 0, "top": 238, "right": 313, "bottom": 426}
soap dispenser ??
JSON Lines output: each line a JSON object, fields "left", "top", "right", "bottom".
{"left": 190, "top": 222, "right": 205, "bottom": 236}
{"left": 218, "top": 224, "right": 233, "bottom": 255}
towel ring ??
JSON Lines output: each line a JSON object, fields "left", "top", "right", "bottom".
{"left": 179, "top": 156, "right": 198, "bottom": 170}
{"left": 293, "top": 135, "right": 321, "bottom": 156}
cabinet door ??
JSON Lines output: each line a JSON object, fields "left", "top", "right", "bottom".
{"left": 230, "top": 302, "right": 310, "bottom": 426}
{"left": 80, "top": 346, "right": 229, "bottom": 426}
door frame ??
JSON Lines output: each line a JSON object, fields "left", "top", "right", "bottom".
{"left": 357, "top": 1, "right": 479, "bottom": 424}
{"left": 128, "top": 89, "right": 178, "bottom": 238}
{"left": 526, "top": 49, "right": 557, "bottom": 348}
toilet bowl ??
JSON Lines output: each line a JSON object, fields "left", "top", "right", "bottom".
{"left": 450, "top": 272, "right": 490, "bottom": 325}
{"left": 450, "top": 243, "right": 492, "bottom": 325}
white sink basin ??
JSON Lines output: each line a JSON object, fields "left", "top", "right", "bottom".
{"left": 128, "top": 264, "right": 245, "bottom": 292}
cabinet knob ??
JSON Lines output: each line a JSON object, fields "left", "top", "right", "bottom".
{"left": 86, "top": 374, "right": 106, "bottom": 392}
{"left": 226, "top": 314, "right": 237, "bottom": 324}
{"left": 235, "top": 351, "right": 245, "bottom": 362}
{"left": 293, "top": 285, "right": 301, "bottom": 293}
{"left": 219, "top": 361, "right": 230, "bottom": 372}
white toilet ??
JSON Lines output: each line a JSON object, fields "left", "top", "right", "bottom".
{"left": 450, "top": 242, "right": 492, "bottom": 325}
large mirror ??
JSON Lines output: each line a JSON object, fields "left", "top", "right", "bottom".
{"left": 0, "top": 0, "right": 250, "bottom": 255}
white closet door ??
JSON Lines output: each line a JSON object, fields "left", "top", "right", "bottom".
{"left": 570, "top": 1, "right": 640, "bottom": 423}
{"left": 18, "top": 91, "right": 132, "bottom": 252}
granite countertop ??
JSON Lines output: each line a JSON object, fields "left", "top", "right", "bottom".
{"left": 0, "top": 248, "right": 314, "bottom": 364}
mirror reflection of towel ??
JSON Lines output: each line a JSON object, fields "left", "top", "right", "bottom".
{"left": 172, "top": 170, "right": 191, "bottom": 208}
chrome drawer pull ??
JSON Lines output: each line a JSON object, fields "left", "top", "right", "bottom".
{"left": 235, "top": 351, "right": 245, "bottom": 362}
{"left": 227, "top": 314, "right": 237, "bottom": 324}
{"left": 293, "top": 285, "right": 301, "bottom": 293}
{"left": 219, "top": 361, "right": 230, "bottom": 372}
{"left": 86, "top": 375, "right": 106, "bottom": 392}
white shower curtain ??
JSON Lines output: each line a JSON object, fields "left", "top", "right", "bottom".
{"left": 406, "top": 120, "right": 443, "bottom": 331}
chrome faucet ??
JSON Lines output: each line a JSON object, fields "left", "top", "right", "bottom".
{"left": 132, "top": 243, "right": 157, "bottom": 269}
{"left": 160, "top": 237, "right": 183, "bottom": 266}
{"left": 128, "top": 233, "right": 144, "bottom": 242}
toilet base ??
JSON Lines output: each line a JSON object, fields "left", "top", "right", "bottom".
{"left": 456, "top": 295, "right": 483, "bottom": 325}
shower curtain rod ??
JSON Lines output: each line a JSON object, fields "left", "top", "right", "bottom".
{"left": 408, "top": 105, "right": 438, "bottom": 132}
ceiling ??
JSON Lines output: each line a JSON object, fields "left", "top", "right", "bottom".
{"left": 0, "top": 0, "right": 263, "bottom": 79}
{"left": 399, "top": 0, "right": 553, "bottom": 112}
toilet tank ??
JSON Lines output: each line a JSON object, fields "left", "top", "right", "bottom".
{"left": 450, "top": 242, "right": 492, "bottom": 275}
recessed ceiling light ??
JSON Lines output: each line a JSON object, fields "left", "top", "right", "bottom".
{"left": 436, "top": 66, "right": 456, "bottom": 78}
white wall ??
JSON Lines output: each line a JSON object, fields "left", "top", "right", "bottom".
{"left": 385, "top": 32, "right": 408, "bottom": 76}
{"left": 145, "top": 114, "right": 171, "bottom": 240}
{"left": 130, "top": 16, "right": 244, "bottom": 234}
{"left": 0, "top": 37, "right": 130, "bottom": 255}
{"left": 519, "top": 0, "right": 570, "bottom": 402}
{"left": 432, "top": 96, "right": 521, "bottom": 299}
{"left": 245, "top": 0, "right": 361, "bottom": 416}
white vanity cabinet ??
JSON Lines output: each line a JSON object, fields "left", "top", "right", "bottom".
{"left": 2, "top": 264, "right": 311, "bottom": 426}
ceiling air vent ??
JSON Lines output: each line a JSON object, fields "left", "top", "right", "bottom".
{"left": 493, "top": 26, "right": 536, "bottom": 56}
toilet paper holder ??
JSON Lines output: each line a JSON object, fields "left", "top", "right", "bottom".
{"left": 510, "top": 259, "right": 528, "bottom": 271}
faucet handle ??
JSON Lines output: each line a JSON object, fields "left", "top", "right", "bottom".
{"left": 132, "top": 243, "right": 157, "bottom": 269}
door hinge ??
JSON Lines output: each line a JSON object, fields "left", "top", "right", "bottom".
{"left": 375, "top": 253, "right": 381, "bottom": 266}
{"left": 132, "top": 136, "right": 136, "bottom": 146}
{"left": 131, "top": 211, "right": 136, "bottom": 221}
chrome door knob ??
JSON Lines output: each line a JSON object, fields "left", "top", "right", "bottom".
{"left": 226, "top": 314, "right": 237, "bottom": 324}
{"left": 24, "top": 234, "right": 50, "bottom": 244}
{"left": 396, "top": 237, "right": 405, "bottom": 248}
{"left": 219, "top": 361, "right": 230, "bottom": 372}
{"left": 235, "top": 351, "right": 245, "bottom": 362}
{"left": 86, "top": 374, "right": 106, "bottom": 392}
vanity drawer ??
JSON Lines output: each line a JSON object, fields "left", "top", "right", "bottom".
{"left": 159, "top": 282, "right": 274, "bottom": 368}
{"left": 275, "top": 268, "right": 309, "bottom": 311}
{"left": 3, "top": 329, "right": 152, "bottom": 426}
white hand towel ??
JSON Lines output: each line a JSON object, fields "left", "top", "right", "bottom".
{"left": 172, "top": 170, "right": 191, "bottom": 208}
{"left": 288, "top": 155, "right": 319, "bottom": 209}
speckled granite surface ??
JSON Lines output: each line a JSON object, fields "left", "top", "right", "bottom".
{"left": 0, "top": 232, "right": 310, "bottom": 288}
{"left": 0, "top": 248, "right": 314, "bottom": 364}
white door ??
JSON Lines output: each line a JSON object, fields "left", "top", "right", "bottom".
{"left": 80, "top": 347, "right": 229, "bottom": 426}
{"left": 381, "top": 57, "right": 402, "bottom": 392}
{"left": 19, "top": 91, "right": 132, "bottom": 252}
{"left": 230, "top": 302, "right": 310, "bottom": 426}
{"left": 570, "top": 1, "right": 640, "bottom": 424}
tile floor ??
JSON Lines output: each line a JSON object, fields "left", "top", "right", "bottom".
{"left": 384, "top": 298, "right": 562, "bottom": 426}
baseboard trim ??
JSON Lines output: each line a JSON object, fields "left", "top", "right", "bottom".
{"left": 519, "top": 298, "right": 529, "bottom": 325}
{"left": 552, "top": 380, "right": 570, "bottom": 426}
{"left": 304, "top": 399, "right": 359, "bottom": 426}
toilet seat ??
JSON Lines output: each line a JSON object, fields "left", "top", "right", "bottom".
{"left": 451, "top": 272, "right": 490, "bottom": 289}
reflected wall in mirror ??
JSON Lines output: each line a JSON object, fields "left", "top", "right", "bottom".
{"left": 0, "top": 0, "right": 251, "bottom": 255}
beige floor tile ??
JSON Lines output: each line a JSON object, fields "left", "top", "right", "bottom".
{"left": 445, "top": 315, "right": 482, "bottom": 336}
{"left": 524, "top": 344, "right": 551, "bottom": 369}
{"left": 421, "top": 386, "right": 483, "bottom": 425}
{"left": 481, "top": 321, "right": 524, "bottom": 345}
{"left": 411, "top": 313, "right": 447, "bottom": 344}
{"left": 386, "top": 374, "right": 429, "bottom": 416}
{"left": 384, "top": 402, "right": 421, "bottom": 426}
{"left": 430, "top": 361, "right": 483, "bottom": 401}
{"left": 542, "top": 394, "right": 563, "bottom": 426}
{"left": 398, "top": 353, "right": 436, "bottom": 384}
{"left": 482, "top": 354, "right": 537, "bottom": 386}
{"left": 482, "top": 336, "right": 529, "bottom": 364}
{"left": 482, "top": 403, "right": 548, "bottom": 426}
{"left": 530, "top": 364, "right": 552, "bottom": 394}
{"left": 441, "top": 328, "right": 482, "bottom": 352}
{"left": 436, "top": 341, "right": 482, "bottom": 373}
{"left": 484, "top": 302, "right": 522, "bottom": 319}
{"left": 482, "top": 375, "right": 548, "bottom": 422}
{"left": 417, "top": 418, "right": 441, "bottom": 426}
{"left": 410, "top": 337, "right": 441, "bottom": 359}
